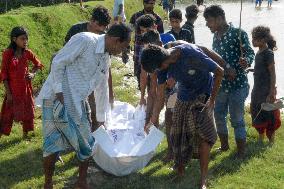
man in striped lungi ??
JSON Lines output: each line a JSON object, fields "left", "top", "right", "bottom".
{"left": 141, "top": 43, "right": 224, "bottom": 189}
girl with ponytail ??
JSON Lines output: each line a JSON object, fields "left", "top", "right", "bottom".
{"left": 250, "top": 25, "right": 281, "bottom": 143}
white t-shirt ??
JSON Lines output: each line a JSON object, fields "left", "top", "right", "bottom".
{"left": 113, "top": 0, "right": 126, "bottom": 21}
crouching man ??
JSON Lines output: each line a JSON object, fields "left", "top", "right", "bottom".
{"left": 141, "top": 44, "right": 223, "bottom": 189}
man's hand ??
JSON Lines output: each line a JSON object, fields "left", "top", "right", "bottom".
{"left": 225, "top": 68, "right": 237, "bottom": 81}
{"left": 144, "top": 120, "right": 158, "bottom": 134}
{"left": 144, "top": 122, "right": 152, "bottom": 134}
{"left": 56, "top": 92, "right": 64, "bottom": 104}
{"left": 239, "top": 57, "right": 248, "bottom": 69}
{"left": 26, "top": 72, "right": 35, "bottom": 80}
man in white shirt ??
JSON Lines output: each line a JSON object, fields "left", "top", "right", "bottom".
{"left": 38, "top": 23, "right": 132, "bottom": 189}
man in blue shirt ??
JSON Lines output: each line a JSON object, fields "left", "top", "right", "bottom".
{"left": 141, "top": 44, "right": 224, "bottom": 188}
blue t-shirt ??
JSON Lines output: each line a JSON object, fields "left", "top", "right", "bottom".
{"left": 157, "top": 44, "right": 217, "bottom": 101}
{"left": 160, "top": 33, "right": 176, "bottom": 45}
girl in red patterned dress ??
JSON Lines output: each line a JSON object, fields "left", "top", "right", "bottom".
{"left": 0, "top": 27, "right": 43, "bottom": 139}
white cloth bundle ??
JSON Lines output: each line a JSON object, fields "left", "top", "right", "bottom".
{"left": 92, "top": 101, "right": 164, "bottom": 176}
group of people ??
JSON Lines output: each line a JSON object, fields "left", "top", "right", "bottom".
{"left": 0, "top": 0, "right": 281, "bottom": 189}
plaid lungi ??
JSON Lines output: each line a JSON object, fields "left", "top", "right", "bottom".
{"left": 170, "top": 95, "right": 217, "bottom": 164}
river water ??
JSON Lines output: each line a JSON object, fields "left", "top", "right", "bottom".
{"left": 172, "top": 0, "right": 284, "bottom": 102}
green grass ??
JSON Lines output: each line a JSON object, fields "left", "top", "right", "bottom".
{"left": 1, "top": 1, "right": 284, "bottom": 189}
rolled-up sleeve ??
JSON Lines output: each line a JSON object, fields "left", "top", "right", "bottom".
{"left": 51, "top": 34, "right": 89, "bottom": 93}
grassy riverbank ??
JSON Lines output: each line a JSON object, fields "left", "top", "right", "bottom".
{"left": 0, "top": 1, "right": 284, "bottom": 189}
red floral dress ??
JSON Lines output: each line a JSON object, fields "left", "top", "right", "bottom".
{"left": 0, "top": 48, "right": 43, "bottom": 135}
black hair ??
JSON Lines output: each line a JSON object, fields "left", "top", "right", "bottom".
{"left": 140, "top": 44, "right": 170, "bottom": 73}
{"left": 203, "top": 5, "right": 225, "bottom": 19}
{"left": 141, "top": 30, "right": 161, "bottom": 45}
{"left": 8, "top": 26, "right": 28, "bottom": 52}
{"left": 169, "top": 9, "right": 183, "bottom": 20}
{"left": 91, "top": 6, "right": 111, "bottom": 26}
{"left": 107, "top": 23, "right": 132, "bottom": 42}
{"left": 136, "top": 14, "right": 156, "bottom": 29}
{"left": 185, "top": 5, "right": 199, "bottom": 19}
{"left": 252, "top": 25, "right": 277, "bottom": 51}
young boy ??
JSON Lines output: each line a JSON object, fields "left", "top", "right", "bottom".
{"left": 167, "top": 9, "right": 193, "bottom": 43}
{"left": 182, "top": 4, "right": 199, "bottom": 44}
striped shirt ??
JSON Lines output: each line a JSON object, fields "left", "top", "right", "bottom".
{"left": 36, "top": 33, "right": 110, "bottom": 122}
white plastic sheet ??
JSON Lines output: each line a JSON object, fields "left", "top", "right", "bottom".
{"left": 92, "top": 101, "right": 164, "bottom": 176}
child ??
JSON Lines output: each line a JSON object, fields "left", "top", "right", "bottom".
{"left": 251, "top": 26, "right": 281, "bottom": 143}
{"left": 167, "top": 9, "right": 193, "bottom": 43}
{"left": 182, "top": 4, "right": 199, "bottom": 44}
{"left": 0, "top": 27, "right": 43, "bottom": 139}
